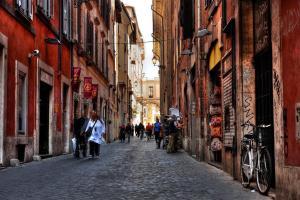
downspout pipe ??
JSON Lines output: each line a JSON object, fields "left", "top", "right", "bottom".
{"left": 151, "top": 5, "right": 164, "bottom": 119}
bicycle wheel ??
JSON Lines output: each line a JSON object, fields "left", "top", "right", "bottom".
{"left": 241, "top": 148, "right": 251, "bottom": 188}
{"left": 256, "top": 148, "right": 272, "bottom": 195}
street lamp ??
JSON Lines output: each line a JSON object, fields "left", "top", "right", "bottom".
{"left": 152, "top": 56, "right": 159, "bottom": 66}
{"left": 196, "top": 28, "right": 212, "bottom": 38}
{"left": 181, "top": 49, "right": 193, "bottom": 56}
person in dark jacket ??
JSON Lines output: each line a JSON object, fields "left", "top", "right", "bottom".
{"left": 74, "top": 112, "right": 89, "bottom": 158}
{"left": 119, "top": 124, "right": 126, "bottom": 143}
{"left": 135, "top": 124, "right": 139, "bottom": 137}
{"left": 125, "top": 122, "right": 133, "bottom": 143}
{"left": 138, "top": 122, "right": 145, "bottom": 140}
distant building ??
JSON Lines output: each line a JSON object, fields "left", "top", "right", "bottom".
{"left": 138, "top": 78, "right": 160, "bottom": 124}
{"left": 125, "top": 5, "right": 145, "bottom": 125}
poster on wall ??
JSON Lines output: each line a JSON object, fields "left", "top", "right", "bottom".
{"left": 83, "top": 77, "right": 92, "bottom": 99}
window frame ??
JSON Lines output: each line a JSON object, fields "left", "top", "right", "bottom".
{"left": 16, "top": 0, "right": 33, "bottom": 20}
{"left": 37, "top": 0, "right": 54, "bottom": 19}
{"left": 149, "top": 86, "right": 154, "bottom": 98}
{"left": 15, "top": 61, "right": 28, "bottom": 136}
{"left": 63, "top": 0, "right": 71, "bottom": 39}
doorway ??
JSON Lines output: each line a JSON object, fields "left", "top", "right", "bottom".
{"left": 39, "top": 81, "right": 51, "bottom": 155}
{"left": 62, "top": 83, "right": 69, "bottom": 153}
{"left": 208, "top": 65, "right": 222, "bottom": 164}
{"left": 255, "top": 50, "right": 275, "bottom": 186}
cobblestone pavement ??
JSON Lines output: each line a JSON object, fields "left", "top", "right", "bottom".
{"left": 0, "top": 137, "right": 270, "bottom": 200}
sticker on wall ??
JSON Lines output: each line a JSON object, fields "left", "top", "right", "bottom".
{"left": 211, "top": 138, "right": 222, "bottom": 152}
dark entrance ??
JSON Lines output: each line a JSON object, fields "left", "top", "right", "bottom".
{"left": 208, "top": 65, "right": 222, "bottom": 164}
{"left": 39, "top": 81, "right": 51, "bottom": 155}
{"left": 62, "top": 84, "right": 69, "bottom": 152}
{"left": 255, "top": 50, "right": 275, "bottom": 186}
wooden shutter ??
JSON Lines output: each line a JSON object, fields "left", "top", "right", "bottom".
{"left": 29, "top": 0, "right": 33, "bottom": 19}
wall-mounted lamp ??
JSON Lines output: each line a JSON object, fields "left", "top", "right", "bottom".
{"left": 152, "top": 56, "right": 158, "bottom": 65}
{"left": 45, "top": 37, "right": 62, "bottom": 45}
{"left": 196, "top": 28, "right": 212, "bottom": 38}
{"left": 181, "top": 49, "right": 193, "bottom": 56}
{"left": 28, "top": 49, "right": 40, "bottom": 58}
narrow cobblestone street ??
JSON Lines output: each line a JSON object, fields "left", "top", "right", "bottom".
{"left": 0, "top": 138, "right": 270, "bottom": 200}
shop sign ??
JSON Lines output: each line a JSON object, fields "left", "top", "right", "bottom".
{"left": 92, "top": 84, "right": 98, "bottom": 100}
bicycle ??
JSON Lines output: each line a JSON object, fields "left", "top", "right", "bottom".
{"left": 240, "top": 123, "right": 272, "bottom": 195}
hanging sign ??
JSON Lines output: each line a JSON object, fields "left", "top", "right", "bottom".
{"left": 73, "top": 67, "right": 81, "bottom": 82}
{"left": 92, "top": 84, "right": 98, "bottom": 100}
{"left": 83, "top": 77, "right": 92, "bottom": 99}
{"left": 72, "top": 67, "right": 81, "bottom": 93}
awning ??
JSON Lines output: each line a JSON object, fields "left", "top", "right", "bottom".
{"left": 209, "top": 43, "right": 221, "bottom": 71}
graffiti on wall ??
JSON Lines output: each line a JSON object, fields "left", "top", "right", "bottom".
{"left": 243, "top": 94, "right": 255, "bottom": 134}
{"left": 273, "top": 70, "right": 281, "bottom": 105}
{"left": 281, "top": 2, "right": 300, "bottom": 37}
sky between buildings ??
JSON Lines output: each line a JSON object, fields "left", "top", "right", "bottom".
{"left": 122, "top": 0, "right": 159, "bottom": 80}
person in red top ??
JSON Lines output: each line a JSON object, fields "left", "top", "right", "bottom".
{"left": 145, "top": 123, "right": 153, "bottom": 141}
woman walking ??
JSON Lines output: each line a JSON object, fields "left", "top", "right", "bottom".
{"left": 85, "top": 111, "right": 105, "bottom": 158}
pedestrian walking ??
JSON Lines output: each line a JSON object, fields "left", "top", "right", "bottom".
{"left": 119, "top": 124, "right": 126, "bottom": 143}
{"left": 125, "top": 122, "right": 132, "bottom": 143}
{"left": 138, "top": 122, "right": 145, "bottom": 140}
{"left": 85, "top": 111, "right": 105, "bottom": 158}
{"left": 74, "top": 112, "right": 89, "bottom": 158}
{"left": 145, "top": 123, "right": 152, "bottom": 141}
{"left": 135, "top": 124, "right": 139, "bottom": 137}
{"left": 154, "top": 118, "right": 162, "bottom": 149}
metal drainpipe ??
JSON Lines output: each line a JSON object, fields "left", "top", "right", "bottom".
{"left": 151, "top": 5, "right": 164, "bottom": 119}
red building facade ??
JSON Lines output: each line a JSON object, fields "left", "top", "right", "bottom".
{"left": 0, "top": 0, "right": 72, "bottom": 165}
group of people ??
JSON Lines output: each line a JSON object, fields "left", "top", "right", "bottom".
{"left": 119, "top": 118, "right": 162, "bottom": 149}
{"left": 119, "top": 123, "right": 134, "bottom": 143}
{"left": 73, "top": 110, "right": 106, "bottom": 159}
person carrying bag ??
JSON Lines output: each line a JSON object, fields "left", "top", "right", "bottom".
{"left": 85, "top": 111, "right": 105, "bottom": 158}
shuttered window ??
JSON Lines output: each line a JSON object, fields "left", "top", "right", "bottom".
{"left": 86, "top": 14, "right": 94, "bottom": 56}
{"left": 37, "top": 0, "right": 54, "bottom": 18}
{"left": 16, "top": 0, "right": 33, "bottom": 19}
{"left": 63, "top": 0, "right": 71, "bottom": 39}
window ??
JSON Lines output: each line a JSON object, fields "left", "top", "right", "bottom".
{"left": 95, "top": 31, "right": 99, "bottom": 68}
{"left": 149, "top": 86, "right": 154, "bottom": 98}
{"left": 205, "top": 0, "right": 213, "bottom": 7}
{"left": 17, "top": 71, "right": 27, "bottom": 135}
{"left": 63, "top": 0, "right": 71, "bottom": 38}
{"left": 101, "top": 42, "right": 104, "bottom": 72}
{"left": 99, "top": 0, "right": 111, "bottom": 27}
{"left": 86, "top": 15, "right": 94, "bottom": 56}
{"left": 16, "top": 0, "right": 33, "bottom": 19}
{"left": 37, "top": 0, "right": 54, "bottom": 18}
